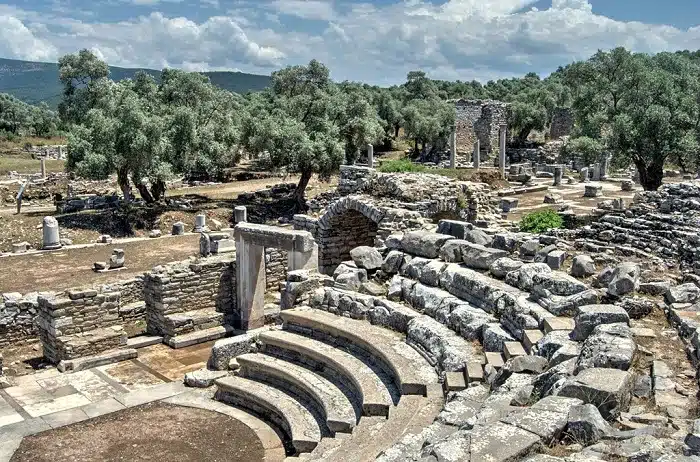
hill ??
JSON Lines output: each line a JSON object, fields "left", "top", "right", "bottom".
{"left": 0, "top": 57, "right": 271, "bottom": 108}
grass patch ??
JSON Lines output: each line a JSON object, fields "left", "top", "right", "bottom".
{"left": 378, "top": 158, "right": 427, "bottom": 173}
{"left": 519, "top": 209, "right": 564, "bottom": 233}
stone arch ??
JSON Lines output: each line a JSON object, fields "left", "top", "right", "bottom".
{"left": 316, "top": 196, "right": 385, "bottom": 274}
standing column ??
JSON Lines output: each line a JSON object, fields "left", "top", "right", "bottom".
{"left": 600, "top": 154, "right": 610, "bottom": 180}
{"left": 473, "top": 139, "right": 480, "bottom": 169}
{"left": 234, "top": 206, "right": 247, "bottom": 224}
{"left": 42, "top": 216, "right": 61, "bottom": 250}
{"left": 449, "top": 132, "right": 456, "bottom": 169}
{"left": 592, "top": 163, "right": 601, "bottom": 181}
{"left": 499, "top": 125, "right": 507, "bottom": 179}
{"left": 194, "top": 213, "right": 206, "bottom": 232}
{"left": 58, "top": 146, "right": 63, "bottom": 160}
{"left": 40, "top": 158, "right": 46, "bottom": 179}
{"left": 236, "top": 237, "right": 266, "bottom": 330}
{"left": 554, "top": 165, "right": 564, "bottom": 186}
{"left": 367, "top": 144, "right": 374, "bottom": 169}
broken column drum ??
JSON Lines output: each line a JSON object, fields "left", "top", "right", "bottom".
{"left": 194, "top": 214, "right": 206, "bottom": 232}
{"left": 42, "top": 216, "right": 61, "bottom": 250}
{"left": 171, "top": 221, "right": 185, "bottom": 235}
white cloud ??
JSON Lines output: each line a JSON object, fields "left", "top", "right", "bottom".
{"left": 269, "top": 0, "right": 336, "bottom": 21}
{"left": 1, "top": 0, "right": 700, "bottom": 85}
{"left": 0, "top": 15, "right": 57, "bottom": 61}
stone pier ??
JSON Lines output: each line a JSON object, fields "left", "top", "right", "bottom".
{"left": 554, "top": 165, "right": 564, "bottom": 186}
{"left": 473, "top": 139, "right": 480, "bottom": 169}
{"left": 41, "top": 216, "right": 61, "bottom": 250}
{"left": 234, "top": 223, "right": 318, "bottom": 330}
{"left": 499, "top": 125, "right": 507, "bottom": 179}
{"left": 234, "top": 206, "right": 247, "bottom": 224}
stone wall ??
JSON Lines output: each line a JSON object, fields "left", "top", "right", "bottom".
{"left": 143, "top": 256, "right": 236, "bottom": 337}
{"left": 265, "top": 247, "right": 288, "bottom": 290}
{"left": 454, "top": 99, "right": 508, "bottom": 163}
{"left": 0, "top": 292, "right": 39, "bottom": 348}
{"left": 28, "top": 145, "right": 67, "bottom": 160}
{"left": 36, "top": 288, "right": 127, "bottom": 363}
{"left": 550, "top": 108, "right": 574, "bottom": 140}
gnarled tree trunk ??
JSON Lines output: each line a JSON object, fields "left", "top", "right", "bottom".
{"left": 634, "top": 157, "right": 665, "bottom": 191}
{"left": 293, "top": 170, "right": 312, "bottom": 212}
{"left": 117, "top": 167, "right": 131, "bottom": 202}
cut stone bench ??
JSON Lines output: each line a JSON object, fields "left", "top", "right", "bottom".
{"left": 48, "top": 326, "right": 127, "bottom": 363}
{"left": 215, "top": 375, "right": 321, "bottom": 454}
{"left": 259, "top": 330, "right": 393, "bottom": 417}
{"left": 236, "top": 353, "right": 357, "bottom": 433}
{"left": 162, "top": 308, "right": 225, "bottom": 336}
{"left": 280, "top": 308, "right": 436, "bottom": 396}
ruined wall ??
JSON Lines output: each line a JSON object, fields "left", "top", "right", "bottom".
{"left": 36, "top": 288, "right": 127, "bottom": 362}
{"left": 550, "top": 108, "right": 574, "bottom": 140}
{"left": 454, "top": 100, "right": 508, "bottom": 162}
{"left": 0, "top": 292, "right": 39, "bottom": 348}
{"left": 143, "top": 256, "right": 236, "bottom": 335}
{"left": 28, "top": 145, "right": 67, "bottom": 160}
{"left": 316, "top": 209, "right": 379, "bottom": 272}
{"left": 265, "top": 247, "right": 288, "bottom": 290}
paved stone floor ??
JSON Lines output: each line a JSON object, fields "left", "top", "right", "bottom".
{"left": 0, "top": 341, "right": 214, "bottom": 433}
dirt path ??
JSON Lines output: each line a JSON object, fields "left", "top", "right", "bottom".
{"left": 0, "top": 234, "right": 200, "bottom": 293}
{"left": 11, "top": 402, "right": 266, "bottom": 462}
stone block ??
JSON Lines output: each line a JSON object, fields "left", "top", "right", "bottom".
{"left": 572, "top": 305, "right": 630, "bottom": 341}
{"left": 559, "top": 368, "right": 634, "bottom": 420}
{"left": 543, "top": 317, "right": 575, "bottom": 334}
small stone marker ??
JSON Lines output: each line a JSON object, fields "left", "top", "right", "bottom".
{"left": 41, "top": 216, "right": 61, "bottom": 250}
{"left": 12, "top": 242, "right": 30, "bottom": 253}
{"left": 194, "top": 213, "right": 206, "bottom": 232}
{"left": 234, "top": 206, "right": 247, "bottom": 224}
{"left": 584, "top": 185, "right": 603, "bottom": 198}
{"left": 171, "top": 221, "right": 185, "bottom": 235}
{"left": 547, "top": 249, "right": 567, "bottom": 270}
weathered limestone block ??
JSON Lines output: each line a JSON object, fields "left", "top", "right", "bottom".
{"left": 437, "top": 219, "right": 471, "bottom": 240}
{"left": 417, "top": 260, "right": 447, "bottom": 288}
{"left": 184, "top": 368, "right": 228, "bottom": 388}
{"left": 108, "top": 249, "right": 125, "bottom": 269}
{"left": 566, "top": 403, "right": 614, "bottom": 446}
{"left": 531, "top": 287, "right": 600, "bottom": 317}
{"left": 350, "top": 246, "right": 383, "bottom": 271}
{"left": 490, "top": 257, "right": 523, "bottom": 279}
{"left": 576, "top": 323, "right": 636, "bottom": 373}
{"left": 572, "top": 304, "right": 630, "bottom": 341}
{"left": 381, "top": 250, "right": 406, "bottom": 275}
{"left": 483, "top": 323, "right": 516, "bottom": 352}
{"left": 505, "top": 263, "right": 552, "bottom": 291}
{"left": 559, "top": 367, "right": 634, "bottom": 420}
{"left": 571, "top": 255, "right": 596, "bottom": 278}
{"left": 607, "top": 263, "right": 641, "bottom": 297}
{"left": 532, "top": 272, "right": 588, "bottom": 297}
{"left": 584, "top": 185, "right": 603, "bottom": 198}
{"left": 407, "top": 315, "right": 476, "bottom": 371}
{"left": 638, "top": 281, "right": 670, "bottom": 297}
{"left": 546, "top": 250, "right": 567, "bottom": 270}
{"left": 448, "top": 303, "right": 496, "bottom": 341}
{"left": 209, "top": 332, "right": 258, "bottom": 370}
{"left": 460, "top": 243, "right": 508, "bottom": 270}
{"left": 370, "top": 298, "right": 420, "bottom": 333}
{"left": 666, "top": 283, "right": 700, "bottom": 304}
{"left": 401, "top": 231, "right": 455, "bottom": 259}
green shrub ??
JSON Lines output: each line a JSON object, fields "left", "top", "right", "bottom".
{"left": 519, "top": 209, "right": 564, "bottom": 233}
{"left": 378, "top": 158, "right": 426, "bottom": 173}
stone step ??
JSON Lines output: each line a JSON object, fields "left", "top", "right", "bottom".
{"left": 522, "top": 330, "right": 543, "bottom": 353}
{"left": 280, "top": 308, "right": 432, "bottom": 395}
{"left": 237, "top": 353, "right": 357, "bottom": 433}
{"left": 305, "top": 384, "right": 444, "bottom": 462}
{"left": 215, "top": 375, "right": 322, "bottom": 454}
{"left": 503, "top": 341, "right": 527, "bottom": 360}
{"left": 259, "top": 330, "right": 393, "bottom": 417}
{"left": 163, "top": 308, "right": 225, "bottom": 335}
{"left": 166, "top": 325, "right": 234, "bottom": 349}
{"left": 126, "top": 335, "right": 163, "bottom": 349}
{"left": 543, "top": 317, "right": 575, "bottom": 334}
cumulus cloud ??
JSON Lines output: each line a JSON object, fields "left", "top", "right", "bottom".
{"left": 0, "top": 15, "right": 57, "bottom": 62}
{"left": 1, "top": 0, "right": 699, "bottom": 84}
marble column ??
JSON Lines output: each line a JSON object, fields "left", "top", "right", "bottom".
{"left": 367, "top": 144, "right": 374, "bottom": 169}
{"left": 40, "top": 158, "right": 46, "bottom": 178}
{"left": 42, "top": 216, "right": 61, "bottom": 250}
{"left": 194, "top": 213, "right": 206, "bottom": 232}
{"left": 449, "top": 132, "right": 456, "bottom": 169}
{"left": 473, "top": 139, "right": 480, "bottom": 169}
{"left": 236, "top": 237, "right": 266, "bottom": 331}
{"left": 499, "top": 125, "right": 507, "bottom": 179}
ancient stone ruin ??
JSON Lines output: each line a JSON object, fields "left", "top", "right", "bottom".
{"left": 4, "top": 162, "right": 700, "bottom": 462}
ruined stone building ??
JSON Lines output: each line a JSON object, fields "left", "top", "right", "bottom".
{"left": 549, "top": 107, "right": 574, "bottom": 139}
{"left": 453, "top": 99, "right": 508, "bottom": 163}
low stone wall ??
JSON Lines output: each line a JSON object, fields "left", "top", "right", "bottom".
{"left": 28, "top": 145, "right": 67, "bottom": 160}
{"left": 36, "top": 288, "right": 127, "bottom": 363}
{"left": 143, "top": 256, "right": 236, "bottom": 337}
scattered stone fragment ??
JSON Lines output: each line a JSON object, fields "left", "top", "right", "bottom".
{"left": 571, "top": 255, "right": 596, "bottom": 278}
{"left": 350, "top": 246, "right": 383, "bottom": 271}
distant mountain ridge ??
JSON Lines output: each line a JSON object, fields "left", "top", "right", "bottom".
{"left": 0, "top": 57, "right": 271, "bottom": 108}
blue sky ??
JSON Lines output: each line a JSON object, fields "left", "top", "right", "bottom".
{"left": 1, "top": 0, "right": 699, "bottom": 85}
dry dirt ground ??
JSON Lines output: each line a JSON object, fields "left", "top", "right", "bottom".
{"left": 10, "top": 401, "right": 266, "bottom": 462}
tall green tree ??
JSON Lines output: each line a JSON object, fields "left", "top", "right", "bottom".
{"left": 58, "top": 49, "right": 111, "bottom": 125}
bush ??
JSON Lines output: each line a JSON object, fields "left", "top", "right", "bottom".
{"left": 519, "top": 209, "right": 564, "bottom": 233}
{"left": 378, "top": 158, "right": 426, "bottom": 173}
